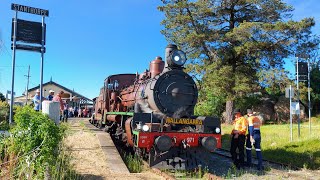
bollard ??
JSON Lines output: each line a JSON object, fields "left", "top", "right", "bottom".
{"left": 42, "top": 101, "right": 60, "bottom": 125}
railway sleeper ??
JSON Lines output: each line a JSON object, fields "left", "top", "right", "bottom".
{"left": 149, "top": 147, "right": 205, "bottom": 170}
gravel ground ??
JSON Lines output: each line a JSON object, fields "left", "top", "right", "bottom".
{"left": 64, "top": 118, "right": 165, "bottom": 180}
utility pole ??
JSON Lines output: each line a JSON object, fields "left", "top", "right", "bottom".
{"left": 25, "top": 65, "right": 30, "bottom": 105}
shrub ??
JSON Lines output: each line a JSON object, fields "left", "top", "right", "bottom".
{"left": 2, "top": 106, "right": 65, "bottom": 179}
{"left": 0, "top": 101, "right": 9, "bottom": 130}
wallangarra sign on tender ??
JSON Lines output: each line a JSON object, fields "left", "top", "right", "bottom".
{"left": 11, "top": 3, "right": 49, "bottom": 17}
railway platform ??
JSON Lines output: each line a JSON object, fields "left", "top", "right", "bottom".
{"left": 83, "top": 119, "right": 130, "bottom": 174}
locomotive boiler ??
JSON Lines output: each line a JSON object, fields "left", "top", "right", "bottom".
{"left": 91, "top": 44, "right": 221, "bottom": 169}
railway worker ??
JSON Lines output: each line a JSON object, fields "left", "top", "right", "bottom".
{"left": 230, "top": 108, "right": 248, "bottom": 169}
{"left": 245, "top": 109, "right": 263, "bottom": 170}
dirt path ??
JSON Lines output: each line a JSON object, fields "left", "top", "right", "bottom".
{"left": 64, "top": 118, "right": 165, "bottom": 180}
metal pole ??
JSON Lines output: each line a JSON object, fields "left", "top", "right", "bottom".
{"left": 308, "top": 59, "right": 311, "bottom": 134}
{"left": 296, "top": 57, "right": 300, "bottom": 138}
{"left": 290, "top": 85, "right": 293, "bottom": 142}
{"left": 39, "top": 16, "right": 45, "bottom": 110}
{"left": 9, "top": 11, "right": 18, "bottom": 124}
{"left": 25, "top": 65, "right": 30, "bottom": 105}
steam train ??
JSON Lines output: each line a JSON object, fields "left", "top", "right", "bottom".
{"left": 90, "top": 44, "right": 221, "bottom": 169}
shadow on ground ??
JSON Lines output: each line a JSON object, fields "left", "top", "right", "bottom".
{"left": 81, "top": 174, "right": 105, "bottom": 180}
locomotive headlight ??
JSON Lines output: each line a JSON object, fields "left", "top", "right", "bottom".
{"left": 142, "top": 125, "right": 150, "bottom": 132}
{"left": 171, "top": 50, "right": 187, "bottom": 66}
{"left": 215, "top": 127, "right": 221, "bottom": 134}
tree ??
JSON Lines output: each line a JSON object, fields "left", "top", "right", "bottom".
{"left": 259, "top": 68, "right": 291, "bottom": 97}
{"left": 159, "top": 0, "right": 317, "bottom": 123}
{"left": 0, "top": 92, "right": 5, "bottom": 102}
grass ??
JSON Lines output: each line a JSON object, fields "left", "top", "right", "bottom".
{"left": 221, "top": 117, "right": 320, "bottom": 169}
{"left": 123, "top": 153, "right": 143, "bottom": 173}
{"left": 51, "top": 142, "right": 83, "bottom": 180}
{"left": 164, "top": 166, "right": 209, "bottom": 179}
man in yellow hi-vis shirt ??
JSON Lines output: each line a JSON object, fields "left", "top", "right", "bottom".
{"left": 230, "top": 109, "right": 248, "bottom": 169}
{"left": 245, "top": 109, "right": 263, "bottom": 170}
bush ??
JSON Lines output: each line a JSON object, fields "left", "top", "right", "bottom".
{"left": 1, "top": 106, "right": 66, "bottom": 179}
{"left": 195, "top": 91, "right": 225, "bottom": 117}
{"left": 0, "top": 101, "right": 9, "bottom": 130}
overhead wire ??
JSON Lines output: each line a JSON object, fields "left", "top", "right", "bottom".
{"left": 0, "top": 40, "right": 39, "bottom": 91}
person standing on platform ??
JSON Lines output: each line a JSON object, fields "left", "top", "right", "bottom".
{"left": 63, "top": 100, "right": 69, "bottom": 122}
{"left": 230, "top": 109, "right": 248, "bottom": 169}
{"left": 53, "top": 91, "right": 64, "bottom": 121}
{"left": 46, "top": 90, "right": 54, "bottom": 101}
{"left": 33, "top": 89, "right": 43, "bottom": 111}
{"left": 245, "top": 109, "right": 263, "bottom": 170}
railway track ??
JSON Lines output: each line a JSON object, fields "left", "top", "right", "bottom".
{"left": 214, "top": 148, "right": 299, "bottom": 170}
{"left": 89, "top": 121, "right": 307, "bottom": 179}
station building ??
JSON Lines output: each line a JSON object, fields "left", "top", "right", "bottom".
{"left": 14, "top": 80, "right": 92, "bottom": 108}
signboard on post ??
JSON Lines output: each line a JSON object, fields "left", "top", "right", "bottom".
{"left": 291, "top": 102, "right": 300, "bottom": 115}
{"left": 11, "top": 19, "right": 46, "bottom": 45}
{"left": 11, "top": 3, "right": 49, "bottom": 17}
{"left": 10, "top": 3, "right": 49, "bottom": 124}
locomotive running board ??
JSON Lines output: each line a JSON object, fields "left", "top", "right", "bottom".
{"left": 149, "top": 147, "right": 205, "bottom": 170}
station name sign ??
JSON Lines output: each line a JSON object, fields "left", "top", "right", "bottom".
{"left": 11, "top": 3, "right": 49, "bottom": 17}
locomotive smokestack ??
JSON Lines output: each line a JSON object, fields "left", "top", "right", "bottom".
{"left": 150, "top": 56, "right": 164, "bottom": 78}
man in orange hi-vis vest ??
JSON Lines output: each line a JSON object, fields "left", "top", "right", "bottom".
{"left": 245, "top": 109, "right": 263, "bottom": 170}
{"left": 230, "top": 109, "right": 248, "bottom": 169}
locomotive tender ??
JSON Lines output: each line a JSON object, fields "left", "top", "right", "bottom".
{"left": 91, "top": 44, "right": 221, "bottom": 169}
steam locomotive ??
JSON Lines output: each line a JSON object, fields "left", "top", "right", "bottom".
{"left": 90, "top": 44, "right": 221, "bottom": 169}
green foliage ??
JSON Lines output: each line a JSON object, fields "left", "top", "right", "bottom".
{"left": 0, "top": 92, "right": 5, "bottom": 102}
{"left": 51, "top": 143, "right": 82, "bottom": 180}
{"left": 123, "top": 153, "right": 142, "bottom": 173}
{"left": 235, "top": 95, "right": 261, "bottom": 112}
{"left": 164, "top": 166, "right": 209, "bottom": 179}
{"left": 159, "top": 0, "right": 318, "bottom": 122}
{"left": 259, "top": 68, "right": 291, "bottom": 97}
{"left": 195, "top": 90, "right": 225, "bottom": 117}
{"left": 0, "top": 101, "right": 9, "bottom": 130}
{"left": 310, "top": 65, "right": 320, "bottom": 114}
{"left": 1, "top": 106, "right": 66, "bottom": 179}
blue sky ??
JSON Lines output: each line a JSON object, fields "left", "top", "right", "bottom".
{"left": 0, "top": 0, "right": 319, "bottom": 99}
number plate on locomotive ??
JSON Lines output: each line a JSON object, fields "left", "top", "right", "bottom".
{"left": 165, "top": 117, "right": 203, "bottom": 125}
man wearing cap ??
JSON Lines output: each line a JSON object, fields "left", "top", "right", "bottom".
{"left": 245, "top": 109, "right": 263, "bottom": 170}
{"left": 33, "top": 89, "right": 41, "bottom": 111}
{"left": 230, "top": 109, "right": 248, "bottom": 169}
{"left": 47, "top": 90, "right": 55, "bottom": 101}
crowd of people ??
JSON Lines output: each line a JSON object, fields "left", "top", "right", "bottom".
{"left": 32, "top": 89, "right": 92, "bottom": 122}
{"left": 230, "top": 108, "right": 263, "bottom": 171}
